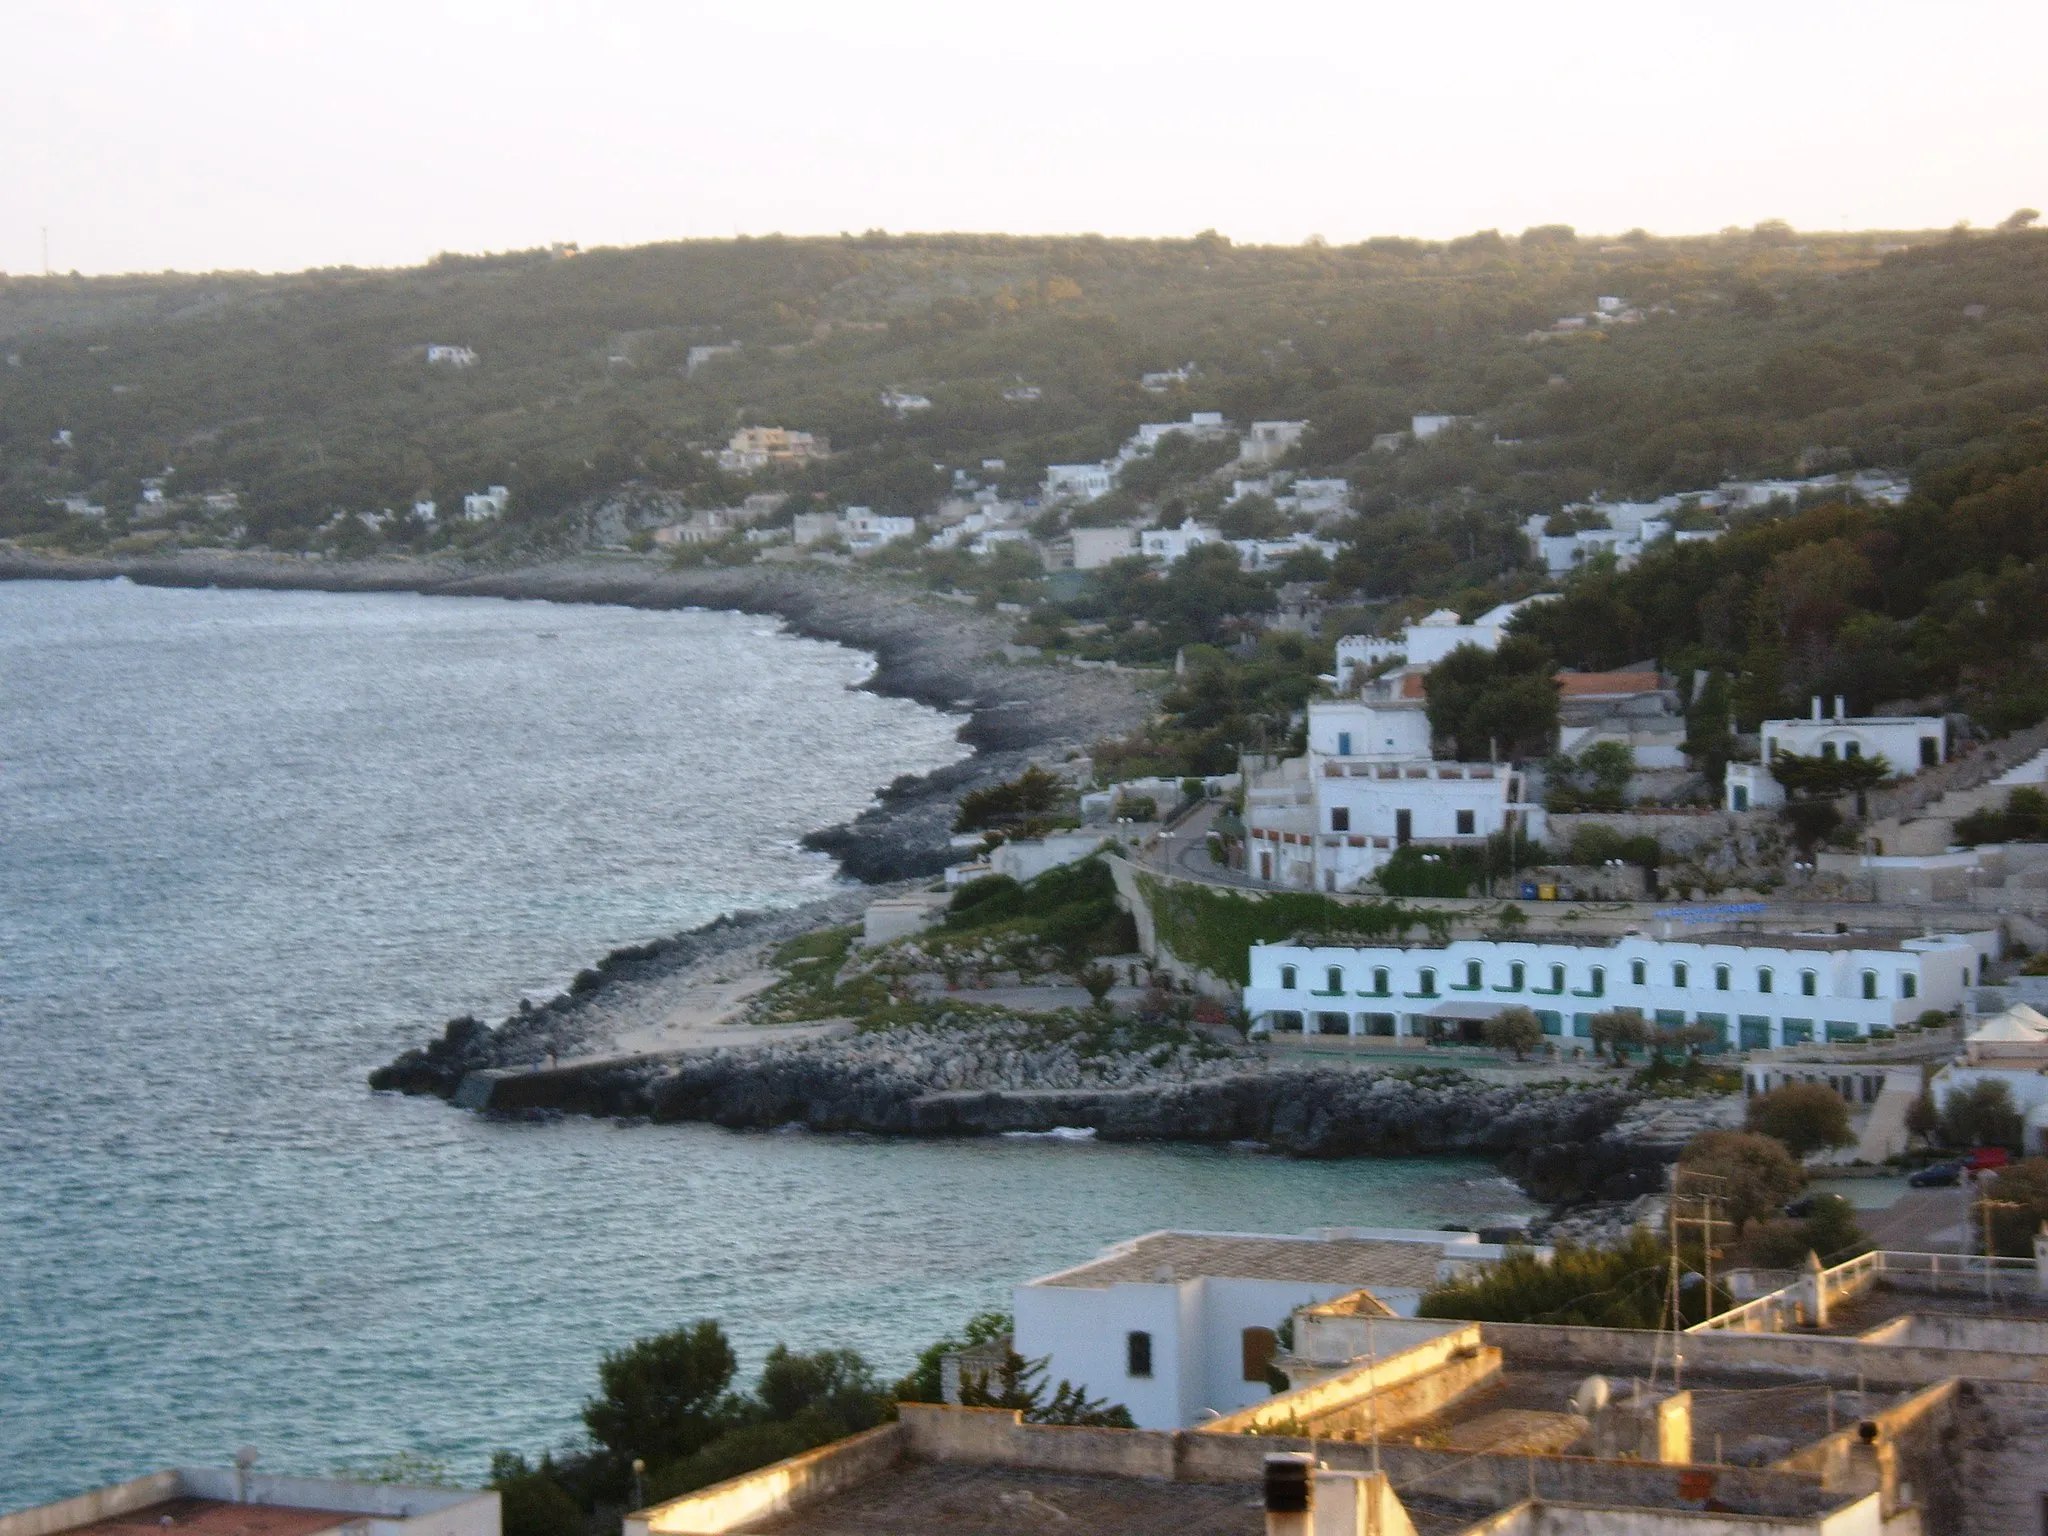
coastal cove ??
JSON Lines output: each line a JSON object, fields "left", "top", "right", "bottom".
{"left": 0, "top": 577, "right": 1538, "bottom": 1512}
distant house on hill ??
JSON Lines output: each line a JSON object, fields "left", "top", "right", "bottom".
{"left": 717, "top": 427, "right": 831, "bottom": 473}
{"left": 426, "top": 344, "right": 478, "bottom": 367}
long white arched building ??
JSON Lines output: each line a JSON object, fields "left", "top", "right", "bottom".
{"left": 1242, "top": 928, "right": 1997, "bottom": 1048}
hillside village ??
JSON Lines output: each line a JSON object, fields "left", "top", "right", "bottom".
{"left": 14, "top": 224, "right": 2048, "bottom": 1536}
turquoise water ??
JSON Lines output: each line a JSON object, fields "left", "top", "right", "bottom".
{"left": 0, "top": 579, "right": 1529, "bottom": 1507}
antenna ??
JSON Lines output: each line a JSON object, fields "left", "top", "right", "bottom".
{"left": 42, "top": 225, "right": 50, "bottom": 277}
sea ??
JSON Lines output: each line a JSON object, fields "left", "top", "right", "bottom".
{"left": 0, "top": 578, "right": 1531, "bottom": 1507}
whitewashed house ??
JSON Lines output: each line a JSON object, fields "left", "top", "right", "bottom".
{"left": 1013, "top": 1229, "right": 1532, "bottom": 1429}
{"left": 842, "top": 508, "right": 917, "bottom": 553}
{"left": 1243, "top": 679, "right": 1544, "bottom": 892}
{"left": 462, "top": 485, "right": 510, "bottom": 521}
{"left": 1141, "top": 519, "right": 1221, "bottom": 564}
{"left": 1333, "top": 597, "right": 1555, "bottom": 683}
{"left": 1242, "top": 929, "right": 1993, "bottom": 1046}
{"left": 1041, "top": 464, "right": 1115, "bottom": 503}
{"left": 426, "top": 344, "right": 479, "bottom": 367}
{"left": 1064, "top": 525, "right": 1141, "bottom": 569}
{"left": 1238, "top": 420, "right": 1307, "bottom": 465}
{"left": 1727, "top": 698, "right": 1949, "bottom": 812}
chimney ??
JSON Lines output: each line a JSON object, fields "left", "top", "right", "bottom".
{"left": 1812, "top": 697, "right": 1823, "bottom": 721}
{"left": 1834, "top": 696, "right": 1846, "bottom": 721}
{"left": 1264, "top": 1453, "right": 1314, "bottom": 1536}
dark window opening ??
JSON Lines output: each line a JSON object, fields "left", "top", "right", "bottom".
{"left": 1127, "top": 1330, "right": 1152, "bottom": 1378}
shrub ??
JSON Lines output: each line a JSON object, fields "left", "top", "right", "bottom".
{"left": 954, "top": 766, "right": 1066, "bottom": 833}
{"left": 1982, "top": 1158, "right": 2048, "bottom": 1255}
{"left": 1745, "top": 1082, "right": 1855, "bottom": 1157}
{"left": 488, "top": 1462, "right": 585, "bottom": 1536}
{"left": 1419, "top": 1230, "right": 1706, "bottom": 1328}
{"left": 1589, "top": 1009, "right": 1651, "bottom": 1063}
{"left": 582, "top": 1320, "right": 740, "bottom": 1467}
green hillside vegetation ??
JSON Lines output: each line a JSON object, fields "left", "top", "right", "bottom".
{"left": 8, "top": 223, "right": 2048, "bottom": 564}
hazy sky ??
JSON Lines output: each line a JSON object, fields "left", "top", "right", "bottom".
{"left": 7, "top": 0, "right": 2044, "bottom": 276}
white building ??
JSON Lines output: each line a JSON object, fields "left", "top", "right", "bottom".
{"left": 1013, "top": 1229, "right": 1533, "bottom": 1429}
{"left": 1244, "top": 680, "right": 1543, "bottom": 892}
{"left": 462, "top": 485, "right": 510, "bottom": 521}
{"left": 1231, "top": 531, "right": 1340, "bottom": 572}
{"left": 1411, "top": 413, "right": 1467, "bottom": 440}
{"left": 1121, "top": 413, "right": 1234, "bottom": 462}
{"left": 1041, "top": 464, "right": 1115, "bottom": 503}
{"left": 1241, "top": 929, "right": 1995, "bottom": 1047}
{"left": 1762, "top": 697, "right": 1947, "bottom": 773}
{"left": 717, "top": 426, "right": 830, "bottom": 473}
{"left": 1238, "top": 420, "right": 1307, "bottom": 465}
{"left": 1334, "top": 597, "right": 1555, "bottom": 682}
{"left": 1286, "top": 477, "right": 1352, "bottom": 516}
{"left": 880, "top": 389, "right": 932, "bottom": 416}
{"left": 1139, "top": 362, "right": 1196, "bottom": 391}
{"left": 684, "top": 342, "right": 741, "bottom": 376}
{"left": 1065, "top": 525, "right": 1141, "bottom": 569}
{"left": 412, "top": 498, "right": 438, "bottom": 524}
{"left": 426, "top": 344, "right": 479, "bottom": 367}
{"left": 842, "top": 508, "right": 917, "bottom": 553}
{"left": 1140, "top": 518, "right": 1220, "bottom": 563}
{"left": 791, "top": 511, "right": 843, "bottom": 546}
{"left": 1728, "top": 698, "right": 1949, "bottom": 812}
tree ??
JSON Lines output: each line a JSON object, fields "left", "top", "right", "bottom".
{"left": 958, "top": 1347, "right": 1136, "bottom": 1428}
{"left": 756, "top": 1344, "right": 888, "bottom": 1434}
{"left": 488, "top": 1458, "right": 585, "bottom": 1536}
{"left": 1678, "top": 1129, "right": 1806, "bottom": 1231}
{"left": 954, "top": 766, "right": 1064, "bottom": 833}
{"left": 1547, "top": 741, "right": 1636, "bottom": 811}
{"left": 1425, "top": 637, "right": 1560, "bottom": 761}
{"left": 1745, "top": 1081, "right": 1855, "bottom": 1157}
{"left": 582, "top": 1321, "right": 741, "bottom": 1467}
{"left": 1767, "top": 750, "right": 1892, "bottom": 799}
{"left": 1905, "top": 1085, "right": 1939, "bottom": 1144}
{"left": 1589, "top": 1009, "right": 1651, "bottom": 1063}
{"left": 893, "top": 1309, "right": 1012, "bottom": 1403}
{"left": 1980, "top": 1158, "right": 2048, "bottom": 1255}
{"left": 1998, "top": 208, "right": 2041, "bottom": 232}
{"left": 1483, "top": 1006, "right": 1543, "bottom": 1061}
{"left": 1939, "top": 1078, "right": 2025, "bottom": 1150}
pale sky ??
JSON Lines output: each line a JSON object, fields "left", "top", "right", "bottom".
{"left": 7, "top": 0, "right": 2044, "bottom": 276}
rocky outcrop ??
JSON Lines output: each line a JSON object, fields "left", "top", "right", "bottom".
{"left": 432, "top": 1015, "right": 1641, "bottom": 1161}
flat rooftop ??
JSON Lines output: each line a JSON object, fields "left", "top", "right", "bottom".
{"left": 61, "top": 1502, "right": 357, "bottom": 1536}
{"left": 1034, "top": 1232, "right": 1445, "bottom": 1291}
{"left": 733, "top": 1464, "right": 1490, "bottom": 1536}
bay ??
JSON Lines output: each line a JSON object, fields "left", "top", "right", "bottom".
{"left": 0, "top": 578, "right": 1529, "bottom": 1506}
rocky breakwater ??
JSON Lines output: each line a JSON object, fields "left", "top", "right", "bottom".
{"left": 378, "top": 1005, "right": 1643, "bottom": 1162}
{"left": 1515, "top": 1088, "right": 1744, "bottom": 1205}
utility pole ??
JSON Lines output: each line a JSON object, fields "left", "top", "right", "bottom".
{"left": 42, "top": 225, "right": 50, "bottom": 277}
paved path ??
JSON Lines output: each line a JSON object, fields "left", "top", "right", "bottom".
{"left": 1857, "top": 1187, "right": 1976, "bottom": 1253}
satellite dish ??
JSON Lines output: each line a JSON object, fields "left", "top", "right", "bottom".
{"left": 1570, "top": 1376, "right": 1611, "bottom": 1417}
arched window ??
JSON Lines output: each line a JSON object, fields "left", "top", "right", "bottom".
{"left": 1508, "top": 962, "right": 1525, "bottom": 990}
{"left": 1550, "top": 964, "right": 1565, "bottom": 992}
{"left": 1758, "top": 967, "right": 1774, "bottom": 994}
{"left": 1418, "top": 968, "right": 1437, "bottom": 996}
{"left": 1326, "top": 966, "right": 1344, "bottom": 994}
{"left": 1280, "top": 966, "right": 1297, "bottom": 990}
{"left": 1465, "top": 959, "right": 1482, "bottom": 989}
{"left": 1901, "top": 973, "right": 1918, "bottom": 999}
{"left": 1588, "top": 966, "right": 1605, "bottom": 998}
{"left": 1673, "top": 963, "right": 1689, "bottom": 988}
{"left": 1861, "top": 970, "right": 1878, "bottom": 1000}
{"left": 1631, "top": 960, "right": 1647, "bottom": 986}
{"left": 1714, "top": 965, "right": 1731, "bottom": 992}
{"left": 1372, "top": 967, "right": 1389, "bottom": 995}
{"left": 1800, "top": 970, "right": 1817, "bottom": 996}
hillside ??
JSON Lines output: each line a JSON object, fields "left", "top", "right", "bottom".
{"left": 7, "top": 223, "right": 2048, "bottom": 563}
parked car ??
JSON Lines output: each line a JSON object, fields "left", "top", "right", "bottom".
{"left": 1909, "top": 1162, "right": 1962, "bottom": 1187}
{"left": 1782, "top": 1195, "right": 1819, "bottom": 1218}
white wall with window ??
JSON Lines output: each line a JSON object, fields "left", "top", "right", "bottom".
{"left": 1243, "top": 930, "right": 1995, "bottom": 1047}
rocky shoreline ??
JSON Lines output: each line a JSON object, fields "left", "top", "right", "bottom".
{"left": 0, "top": 548, "right": 1153, "bottom": 880}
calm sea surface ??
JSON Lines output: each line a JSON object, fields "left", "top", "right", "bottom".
{"left": 0, "top": 578, "right": 1529, "bottom": 1506}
